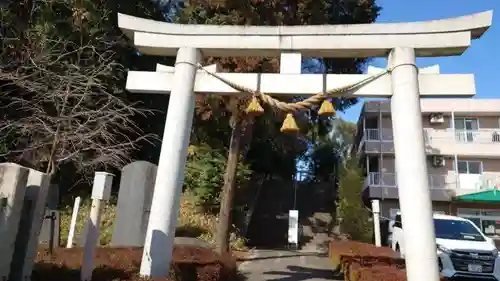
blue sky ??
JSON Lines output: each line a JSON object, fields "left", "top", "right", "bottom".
{"left": 338, "top": 0, "right": 499, "bottom": 123}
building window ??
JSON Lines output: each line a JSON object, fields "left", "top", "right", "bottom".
{"left": 457, "top": 208, "right": 482, "bottom": 216}
{"left": 454, "top": 117, "right": 479, "bottom": 131}
{"left": 454, "top": 117, "right": 479, "bottom": 143}
{"left": 457, "top": 160, "right": 482, "bottom": 174}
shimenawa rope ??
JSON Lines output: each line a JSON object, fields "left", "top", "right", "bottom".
{"left": 188, "top": 62, "right": 416, "bottom": 113}
{"left": 174, "top": 60, "right": 416, "bottom": 132}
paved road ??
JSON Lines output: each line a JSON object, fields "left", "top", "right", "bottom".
{"left": 238, "top": 249, "right": 342, "bottom": 281}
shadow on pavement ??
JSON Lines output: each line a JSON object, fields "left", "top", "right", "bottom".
{"left": 240, "top": 252, "right": 327, "bottom": 262}
{"left": 264, "top": 265, "right": 343, "bottom": 281}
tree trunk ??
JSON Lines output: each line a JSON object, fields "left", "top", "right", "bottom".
{"left": 216, "top": 118, "right": 243, "bottom": 254}
{"left": 241, "top": 175, "right": 265, "bottom": 237}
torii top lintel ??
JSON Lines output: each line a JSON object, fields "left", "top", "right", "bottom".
{"left": 118, "top": 11, "right": 492, "bottom": 58}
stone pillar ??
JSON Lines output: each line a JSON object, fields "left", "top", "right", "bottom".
{"left": 111, "top": 161, "right": 157, "bottom": 247}
{"left": 140, "top": 47, "right": 202, "bottom": 277}
{"left": 9, "top": 169, "right": 50, "bottom": 280}
{"left": 389, "top": 47, "right": 440, "bottom": 281}
{"left": 21, "top": 169, "right": 50, "bottom": 279}
{"left": 81, "top": 172, "right": 114, "bottom": 281}
{"left": 371, "top": 199, "right": 381, "bottom": 247}
{"left": 0, "top": 163, "right": 29, "bottom": 280}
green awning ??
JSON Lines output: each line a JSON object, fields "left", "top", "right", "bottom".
{"left": 453, "top": 189, "right": 500, "bottom": 203}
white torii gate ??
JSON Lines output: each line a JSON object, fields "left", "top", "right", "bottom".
{"left": 118, "top": 11, "right": 493, "bottom": 281}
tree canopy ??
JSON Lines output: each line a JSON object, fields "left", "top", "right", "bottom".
{"left": 0, "top": 0, "right": 170, "bottom": 176}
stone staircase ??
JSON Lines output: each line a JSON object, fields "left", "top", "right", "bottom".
{"left": 300, "top": 212, "right": 334, "bottom": 253}
{"left": 291, "top": 180, "right": 337, "bottom": 253}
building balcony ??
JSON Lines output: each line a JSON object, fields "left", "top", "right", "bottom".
{"left": 360, "top": 128, "right": 500, "bottom": 157}
{"left": 364, "top": 172, "right": 500, "bottom": 202}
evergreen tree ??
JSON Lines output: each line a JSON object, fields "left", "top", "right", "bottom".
{"left": 338, "top": 157, "right": 373, "bottom": 242}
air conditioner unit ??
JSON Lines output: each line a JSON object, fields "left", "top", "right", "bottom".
{"left": 431, "top": 155, "right": 446, "bottom": 168}
{"left": 429, "top": 113, "right": 444, "bottom": 124}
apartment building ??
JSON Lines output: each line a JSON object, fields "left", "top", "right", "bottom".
{"left": 353, "top": 99, "right": 500, "bottom": 237}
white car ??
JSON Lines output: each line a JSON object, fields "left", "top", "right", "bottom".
{"left": 391, "top": 213, "right": 500, "bottom": 280}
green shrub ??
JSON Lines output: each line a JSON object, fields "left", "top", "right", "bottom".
{"left": 184, "top": 144, "right": 252, "bottom": 207}
{"left": 337, "top": 158, "right": 373, "bottom": 242}
{"left": 59, "top": 198, "right": 117, "bottom": 246}
{"left": 58, "top": 144, "right": 251, "bottom": 249}
{"left": 59, "top": 194, "right": 247, "bottom": 249}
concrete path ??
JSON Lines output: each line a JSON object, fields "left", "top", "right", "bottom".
{"left": 238, "top": 249, "right": 342, "bottom": 281}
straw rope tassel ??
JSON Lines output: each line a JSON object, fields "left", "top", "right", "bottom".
{"left": 280, "top": 113, "right": 300, "bottom": 134}
{"left": 318, "top": 98, "right": 336, "bottom": 117}
{"left": 245, "top": 95, "right": 264, "bottom": 116}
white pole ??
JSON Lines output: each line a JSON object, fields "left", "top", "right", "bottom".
{"left": 81, "top": 199, "right": 102, "bottom": 281}
{"left": 281, "top": 52, "right": 302, "bottom": 251}
{"left": 81, "top": 172, "right": 114, "bottom": 281}
{"left": 380, "top": 154, "right": 384, "bottom": 185}
{"left": 379, "top": 107, "right": 384, "bottom": 184}
{"left": 66, "top": 196, "right": 81, "bottom": 248}
{"left": 389, "top": 47, "right": 440, "bottom": 281}
{"left": 366, "top": 156, "right": 370, "bottom": 177}
{"left": 140, "top": 47, "right": 201, "bottom": 277}
{"left": 451, "top": 110, "right": 460, "bottom": 189}
{"left": 371, "top": 199, "right": 382, "bottom": 247}
{"left": 378, "top": 102, "right": 382, "bottom": 141}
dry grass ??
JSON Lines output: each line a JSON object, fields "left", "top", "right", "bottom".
{"left": 59, "top": 194, "right": 247, "bottom": 250}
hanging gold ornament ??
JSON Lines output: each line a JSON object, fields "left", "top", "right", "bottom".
{"left": 245, "top": 95, "right": 264, "bottom": 116}
{"left": 280, "top": 113, "right": 300, "bottom": 134}
{"left": 318, "top": 99, "right": 336, "bottom": 117}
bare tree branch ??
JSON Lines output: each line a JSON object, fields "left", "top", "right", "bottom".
{"left": 0, "top": 12, "right": 158, "bottom": 174}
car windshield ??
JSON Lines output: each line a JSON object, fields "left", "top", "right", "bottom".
{"left": 434, "top": 219, "right": 485, "bottom": 241}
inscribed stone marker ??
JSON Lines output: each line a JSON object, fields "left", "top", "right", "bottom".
{"left": 111, "top": 161, "right": 157, "bottom": 247}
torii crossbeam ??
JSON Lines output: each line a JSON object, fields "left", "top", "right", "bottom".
{"left": 118, "top": 10, "right": 493, "bottom": 281}
{"left": 127, "top": 68, "right": 475, "bottom": 97}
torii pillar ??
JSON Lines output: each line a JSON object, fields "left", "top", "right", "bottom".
{"left": 118, "top": 11, "right": 493, "bottom": 281}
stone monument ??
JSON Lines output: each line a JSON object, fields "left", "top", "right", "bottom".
{"left": 111, "top": 161, "right": 157, "bottom": 247}
{"left": 0, "top": 163, "right": 50, "bottom": 280}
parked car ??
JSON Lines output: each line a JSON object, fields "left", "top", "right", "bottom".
{"left": 391, "top": 213, "right": 500, "bottom": 280}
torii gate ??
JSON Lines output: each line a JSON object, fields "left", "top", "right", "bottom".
{"left": 118, "top": 11, "right": 493, "bottom": 281}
